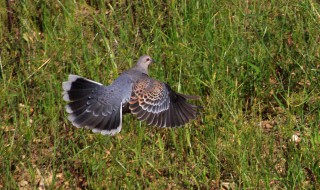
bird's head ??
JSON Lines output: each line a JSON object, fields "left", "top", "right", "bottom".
{"left": 137, "top": 55, "right": 155, "bottom": 67}
{"left": 135, "top": 55, "right": 155, "bottom": 75}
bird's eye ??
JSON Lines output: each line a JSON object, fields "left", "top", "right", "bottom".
{"left": 146, "top": 58, "right": 150, "bottom": 61}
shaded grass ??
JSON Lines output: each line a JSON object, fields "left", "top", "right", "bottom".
{"left": 1, "top": 0, "right": 320, "bottom": 189}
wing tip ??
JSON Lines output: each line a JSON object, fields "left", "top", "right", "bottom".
{"left": 179, "top": 94, "right": 201, "bottom": 100}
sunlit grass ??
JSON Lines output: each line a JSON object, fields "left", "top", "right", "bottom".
{"left": 0, "top": 0, "right": 319, "bottom": 189}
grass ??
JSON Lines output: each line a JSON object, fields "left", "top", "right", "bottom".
{"left": 1, "top": 0, "right": 319, "bottom": 189}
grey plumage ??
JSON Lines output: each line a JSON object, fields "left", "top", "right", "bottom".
{"left": 62, "top": 55, "right": 201, "bottom": 135}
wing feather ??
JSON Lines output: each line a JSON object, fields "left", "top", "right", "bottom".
{"left": 129, "top": 77, "right": 200, "bottom": 128}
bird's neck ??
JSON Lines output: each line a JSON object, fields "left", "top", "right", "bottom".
{"left": 133, "top": 64, "right": 149, "bottom": 75}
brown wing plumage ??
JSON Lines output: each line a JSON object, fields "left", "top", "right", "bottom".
{"left": 129, "top": 78, "right": 200, "bottom": 128}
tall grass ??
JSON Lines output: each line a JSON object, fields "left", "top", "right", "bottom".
{"left": 1, "top": 0, "right": 319, "bottom": 189}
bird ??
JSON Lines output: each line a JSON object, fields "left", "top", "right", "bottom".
{"left": 62, "top": 55, "right": 201, "bottom": 135}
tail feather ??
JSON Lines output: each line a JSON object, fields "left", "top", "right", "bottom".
{"left": 62, "top": 75, "right": 122, "bottom": 135}
{"left": 65, "top": 98, "right": 87, "bottom": 113}
{"left": 63, "top": 89, "right": 94, "bottom": 102}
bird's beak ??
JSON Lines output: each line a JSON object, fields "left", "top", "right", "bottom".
{"left": 151, "top": 59, "right": 156, "bottom": 63}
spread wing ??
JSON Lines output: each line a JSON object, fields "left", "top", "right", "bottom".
{"left": 129, "top": 78, "right": 200, "bottom": 128}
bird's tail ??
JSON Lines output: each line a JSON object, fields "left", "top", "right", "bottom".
{"left": 62, "top": 75, "right": 122, "bottom": 135}
{"left": 62, "top": 74, "right": 102, "bottom": 103}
